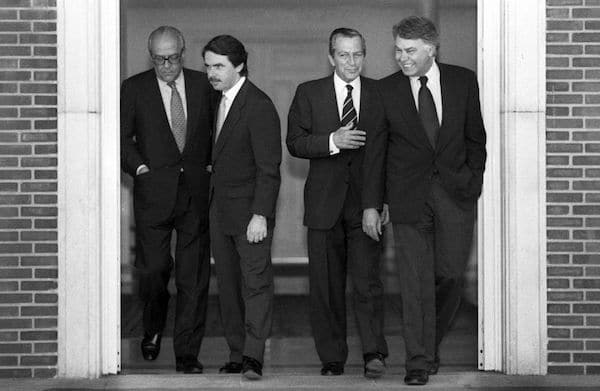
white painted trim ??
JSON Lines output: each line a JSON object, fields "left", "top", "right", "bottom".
{"left": 100, "top": 0, "right": 122, "bottom": 375}
{"left": 57, "top": 0, "right": 121, "bottom": 377}
{"left": 478, "top": 0, "right": 547, "bottom": 374}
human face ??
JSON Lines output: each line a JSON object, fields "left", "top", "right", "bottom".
{"left": 150, "top": 33, "right": 184, "bottom": 83}
{"left": 328, "top": 36, "right": 364, "bottom": 83}
{"left": 204, "top": 51, "right": 243, "bottom": 92}
{"left": 394, "top": 36, "right": 435, "bottom": 77}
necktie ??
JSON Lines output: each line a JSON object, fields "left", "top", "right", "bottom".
{"left": 418, "top": 76, "right": 439, "bottom": 148}
{"left": 215, "top": 94, "right": 227, "bottom": 143}
{"left": 167, "top": 81, "right": 186, "bottom": 152}
{"left": 341, "top": 84, "right": 357, "bottom": 129}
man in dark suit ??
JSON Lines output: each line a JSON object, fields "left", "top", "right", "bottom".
{"left": 363, "top": 16, "right": 486, "bottom": 386}
{"left": 203, "top": 35, "right": 281, "bottom": 381}
{"left": 287, "top": 28, "right": 388, "bottom": 379}
{"left": 120, "top": 26, "right": 212, "bottom": 373}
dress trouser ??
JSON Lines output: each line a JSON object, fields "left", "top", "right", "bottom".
{"left": 136, "top": 174, "right": 211, "bottom": 359}
{"left": 392, "top": 178, "right": 475, "bottom": 371}
{"left": 308, "top": 183, "right": 388, "bottom": 364}
{"left": 209, "top": 202, "right": 274, "bottom": 365}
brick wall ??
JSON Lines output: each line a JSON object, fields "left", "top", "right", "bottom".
{"left": 0, "top": 0, "right": 57, "bottom": 378}
{"left": 547, "top": 0, "right": 600, "bottom": 375}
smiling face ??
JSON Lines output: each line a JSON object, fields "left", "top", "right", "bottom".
{"left": 149, "top": 32, "right": 184, "bottom": 83}
{"left": 394, "top": 36, "right": 435, "bottom": 77}
{"left": 328, "top": 35, "right": 365, "bottom": 83}
{"left": 204, "top": 50, "right": 243, "bottom": 92}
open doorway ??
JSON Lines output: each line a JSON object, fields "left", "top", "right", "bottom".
{"left": 119, "top": 0, "right": 478, "bottom": 373}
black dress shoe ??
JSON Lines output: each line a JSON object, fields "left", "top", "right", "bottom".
{"left": 363, "top": 352, "right": 386, "bottom": 379}
{"left": 140, "top": 333, "right": 161, "bottom": 361}
{"left": 176, "top": 356, "right": 203, "bottom": 374}
{"left": 404, "top": 369, "right": 429, "bottom": 386}
{"left": 219, "top": 361, "right": 243, "bottom": 374}
{"left": 241, "top": 355, "right": 262, "bottom": 380}
{"left": 320, "top": 361, "right": 344, "bottom": 376}
{"left": 428, "top": 355, "right": 440, "bottom": 375}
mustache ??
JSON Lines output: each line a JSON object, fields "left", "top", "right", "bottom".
{"left": 208, "top": 77, "right": 221, "bottom": 83}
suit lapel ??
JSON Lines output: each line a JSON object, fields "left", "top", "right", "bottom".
{"left": 182, "top": 69, "right": 200, "bottom": 154}
{"left": 436, "top": 64, "right": 458, "bottom": 153}
{"left": 395, "top": 74, "right": 434, "bottom": 150}
{"left": 146, "top": 72, "right": 172, "bottom": 134}
{"left": 324, "top": 76, "right": 340, "bottom": 127}
{"left": 212, "top": 79, "right": 248, "bottom": 161}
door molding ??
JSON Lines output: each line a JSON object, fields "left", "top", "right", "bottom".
{"left": 57, "top": 0, "right": 546, "bottom": 377}
{"left": 478, "top": 0, "right": 547, "bottom": 374}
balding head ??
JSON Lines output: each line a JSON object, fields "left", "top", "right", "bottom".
{"left": 148, "top": 26, "right": 185, "bottom": 54}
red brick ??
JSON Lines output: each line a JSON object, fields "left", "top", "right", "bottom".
{"left": 549, "top": 340, "right": 584, "bottom": 350}
{"left": 586, "top": 242, "right": 600, "bottom": 251}
{"left": 0, "top": 368, "right": 31, "bottom": 377}
{"left": 574, "top": 131, "right": 600, "bottom": 141}
{"left": 548, "top": 366, "right": 584, "bottom": 374}
{"left": 20, "top": 305, "right": 56, "bottom": 316}
{"left": 0, "top": 231, "right": 18, "bottom": 241}
{"left": 0, "top": 170, "right": 31, "bottom": 180}
{"left": 34, "top": 318, "right": 55, "bottom": 328}
{"left": 549, "top": 328, "right": 571, "bottom": 338}
{"left": 548, "top": 242, "right": 583, "bottom": 252}
{"left": 587, "top": 291, "right": 600, "bottom": 299}
{"left": 548, "top": 352, "right": 571, "bottom": 363}
{"left": 547, "top": 131, "right": 570, "bottom": 141}
{"left": 33, "top": 46, "right": 55, "bottom": 56}
{"left": 0, "top": 243, "right": 32, "bottom": 253}
{"left": 21, "top": 182, "right": 56, "bottom": 192}
{"left": 0, "top": 10, "right": 17, "bottom": 19}
{"left": 33, "top": 195, "right": 55, "bottom": 203}
{"left": 33, "top": 0, "right": 56, "bottom": 6}
{"left": 549, "top": 254, "right": 570, "bottom": 264}
{"left": 0, "top": 356, "right": 17, "bottom": 366}
{"left": 34, "top": 144, "right": 57, "bottom": 154}
{"left": 574, "top": 230, "right": 600, "bottom": 239}
{"left": 548, "top": 303, "right": 570, "bottom": 313}
{"left": 547, "top": 57, "right": 570, "bottom": 67}
{"left": 0, "top": 343, "right": 31, "bottom": 353}
{"left": 19, "top": 58, "right": 55, "bottom": 69}
{"left": 573, "top": 106, "right": 600, "bottom": 116}
{"left": 587, "top": 218, "right": 600, "bottom": 226}
{"left": 548, "top": 218, "right": 583, "bottom": 227}
{"left": 0, "top": 145, "right": 31, "bottom": 154}
{"left": 33, "top": 22, "right": 54, "bottom": 32}
{"left": 20, "top": 330, "right": 56, "bottom": 340}
{"left": 548, "top": 20, "right": 584, "bottom": 30}
{"left": 19, "top": 107, "right": 56, "bottom": 118}
{"left": 20, "top": 83, "right": 56, "bottom": 93}
{"left": 547, "top": 143, "right": 583, "bottom": 152}
{"left": 21, "top": 355, "right": 57, "bottom": 366}
{"left": 575, "top": 353, "right": 600, "bottom": 362}
{"left": 33, "top": 120, "right": 55, "bottom": 129}
{"left": 20, "top": 231, "right": 56, "bottom": 241}
{"left": 20, "top": 255, "right": 55, "bottom": 266}
{"left": 20, "top": 207, "right": 56, "bottom": 217}
{"left": 0, "top": 194, "right": 30, "bottom": 204}
{"left": 33, "top": 170, "right": 56, "bottom": 180}
{"left": 33, "top": 368, "right": 55, "bottom": 378}
{"left": 34, "top": 219, "right": 55, "bottom": 228}
{"left": 34, "top": 243, "right": 56, "bottom": 253}
{"left": 19, "top": 33, "right": 55, "bottom": 44}
{"left": 22, "top": 132, "right": 56, "bottom": 142}
{"left": 574, "top": 254, "right": 600, "bottom": 264}
{"left": 0, "top": 256, "right": 18, "bottom": 266}
{"left": 0, "top": 132, "right": 19, "bottom": 142}
{"left": 0, "top": 281, "right": 18, "bottom": 291}
{"left": 0, "top": 95, "right": 31, "bottom": 105}
{"left": 0, "top": 183, "right": 18, "bottom": 191}
{"left": 585, "top": 95, "right": 600, "bottom": 104}
{"left": 0, "top": 307, "right": 17, "bottom": 316}
{"left": 0, "top": 208, "right": 19, "bottom": 217}
{"left": 0, "top": 268, "right": 31, "bottom": 278}
{"left": 574, "top": 8, "right": 600, "bottom": 18}
{"left": 548, "top": 290, "right": 584, "bottom": 300}
{"left": 547, "top": 155, "right": 570, "bottom": 165}
{"left": 34, "top": 95, "right": 56, "bottom": 105}
{"left": 574, "top": 58, "right": 600, "bottom": 68}
{"left": 0, "top": 46, "right": 30, "bottom": 56}
{"left": 547, "top": 180, "right": 570, "bottom": 190}
{"left": 547, "top": 106, "right": 570, "bottom": 116}
{"left": 574, "top": 280, "right": 600, "bottom": 289}
{"left": 21, "top": 157, "right": 55, "bottom": 167}
{"left": 585, "top": 143, "right": 600, "bottom": 152}
{"left": 547, "top": 168, "right": 583, "bottom": 177}
{"left": 548, "top": 94, "right": 583, "bottom": 104}
{"left": 0, "top": 120, "right": 31, "bottom": 130}
{"left": 574, "top": 182, "right": 600, "bottom": 190}
{"left": 33, "top": 292, "right": 56, "bottom": 301}
{"left": 33, "top": 342, "right": 56, "bottom": 353}
{"left": 548, "top": 229, "right": 569, "bottom": 239}
{"left": 547, "top": 8, "right": 570, "bottom": 18}
{"left": 585, "top": 118, "right": 600, "bottom": 127}
{"left": 19, "top": 10, "right": 56, "bottom": 20}
{"left": 0, "top": 22, "right": 31, "bottom": 31}
{"left": 0, "top": 83, "right": 17, "bottom": 93}
{"left": 547, "top": 82, "right": 570, "bottom": 92}
{"left": 33, "top": 71, "right": 55, "bottom": 81}
{"left": 574, "top": 82, "right": 600, "bottom": 91}
{"left": 548, "top": 33, "right": 570, "bottom": 42}
{"left": 0, "top": 331, "right": 18, "bottom": 341}
{"left": 0, "top": 219, "right": 30, "bottom": 229}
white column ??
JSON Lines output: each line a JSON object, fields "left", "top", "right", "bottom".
{"left": 478, "top": 0, "right": 547, "bottom": 375}
{"left": 57, "top": 0, "right": 121, "bottom": 377}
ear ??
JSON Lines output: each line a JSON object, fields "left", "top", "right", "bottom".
{"left": 328, "top": 54, "right": 335, "bottom": 67}
{"left": 235, "top": 62, "right": 244, "bottom": 74}
{"left": 427, "top": 44, "right": 436, "bottom": 58}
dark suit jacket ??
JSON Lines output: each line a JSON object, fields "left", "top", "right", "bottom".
{"left": 120, "top": 68, "right": 213, "bottom": 224}
{"left": 287, "top": 75, "right": 385, "bottom": 230}
{"left": 210, "top": 79, "right": 281, "bottom": 235}
{"left": 363, "top": 63, "right": 487, "bottom": 224}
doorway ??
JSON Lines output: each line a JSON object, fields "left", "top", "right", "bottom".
{"left": 119, "top": 0, "right": 478, "bottom": 373}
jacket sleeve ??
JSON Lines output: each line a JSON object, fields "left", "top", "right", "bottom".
{"left": 361, "top": 85, "right": 388, "bottom": 210}
{"left": 464, "top": 72, "right": 487, "bottom": 196}
{"left": 286, "top": 85, "right": 331, "bottom": 158}
{"left": 120, "top": 78, "right": 145, "bottom": 176}
{"left": 249, "top": 96, "right": 282, "bottom": 219}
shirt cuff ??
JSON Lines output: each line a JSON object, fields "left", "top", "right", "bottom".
{"left": 329, "top": 133, "right": 340, "bottom": 155}
{"left": 135, "top": 164, "right": 148, "bottom": 176}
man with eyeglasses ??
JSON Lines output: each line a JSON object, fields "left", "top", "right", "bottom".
{"left": 120, "top": 26, "right": 213, "bottom": 374}
{"left": 286, "top": 27, "right": 388, "bottom": 379}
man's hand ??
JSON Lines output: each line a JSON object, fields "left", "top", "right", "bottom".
{"left": 247, "top": 214, "right": 267, "bottom": 243}
{"left": 380, "top": 203, "right": 390, "bottom": 226}
{"left": 362, "top": 208, "right": 382, "bottom": 242}
{"left": 136, "top": 164, "right": 150, "bottom": 175}
{"left": 332, "top": 122, "right": 366, "bottom": 149}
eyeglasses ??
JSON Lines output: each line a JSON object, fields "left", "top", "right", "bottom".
{"left": 151, "top": 52, "right": 183, "bottom": 65}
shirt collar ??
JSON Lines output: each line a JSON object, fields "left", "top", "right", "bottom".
{"left": 333, "top": 72, "right": 360, "bottom": 92}
{"left": 411, "top": 60, "right": 439, "bottom": 84}
{"left": 156, "top": 70, "right": 185, "bottom": 88}
{"left": 222, "top": 76, "right": 246, "bottom": 102}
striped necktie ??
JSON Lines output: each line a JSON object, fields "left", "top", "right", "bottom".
{"left": 167, "top": 81, "right": 187, "bottom": 152}
{"left": 341, "top": 84, "right": 357, "bottom": 128}
{"left": 418, "top": 76, "right": 439, "bottom": 148}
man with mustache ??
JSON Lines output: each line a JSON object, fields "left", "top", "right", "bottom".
{"left": 363, "top": 16, "right": 487, "bottom": 385}
{"left": 203, "top": 35, "right": 281, "bottom": 380}
{"left": 287, "top": 27, "right": 388, "bottom": 379}
{"left": 120, "top": 26, "right": 212, "bottom": 373}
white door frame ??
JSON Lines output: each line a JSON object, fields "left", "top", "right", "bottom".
{"left": 57, "top": 0, "right": 546, "bottom": 377}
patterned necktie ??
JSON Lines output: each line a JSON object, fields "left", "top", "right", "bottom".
{"left": 418, "top": 76, "right": 439, "bottom": 148}
{"left": 341, "top": 84, "right": 357, "bottom": 129}
{"left": 167, "top": 81, "right": 186, "bottom": 152}
{"left": 215, "top": 94, "right": 227, "bottom": 143}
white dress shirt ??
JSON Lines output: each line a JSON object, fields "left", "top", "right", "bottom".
{"left": 219, "top": 76, "right": 246, "bottom": 122}
{"left": 329, "top": 73, "right": 361, "bottom": 155}
{"left": 409, "top": 60, "right": 442, "bottom": 126}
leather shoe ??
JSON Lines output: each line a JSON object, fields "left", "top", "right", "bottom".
{"left": 428, "top": 355, "right": 440, "bottom": 375}
{"left": 241, "top": 355, "right": 262, "bottom": 380}
{"left": 404, "top": 369, "right": 429, "bottom": 386}
{"left": 320, "top": 361, "right": 344, "bottom": 376}
{"left": 176, "top": 356, "right": 203, "bottom": 374}
{"left": 219, "top": 361, "right": 243, "bottom": 374}
{"left": 140, "top": 333, "right": 161, "bottom": 361}
{"left": 363, "top": 352, "right": 386, "bottom": 379}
